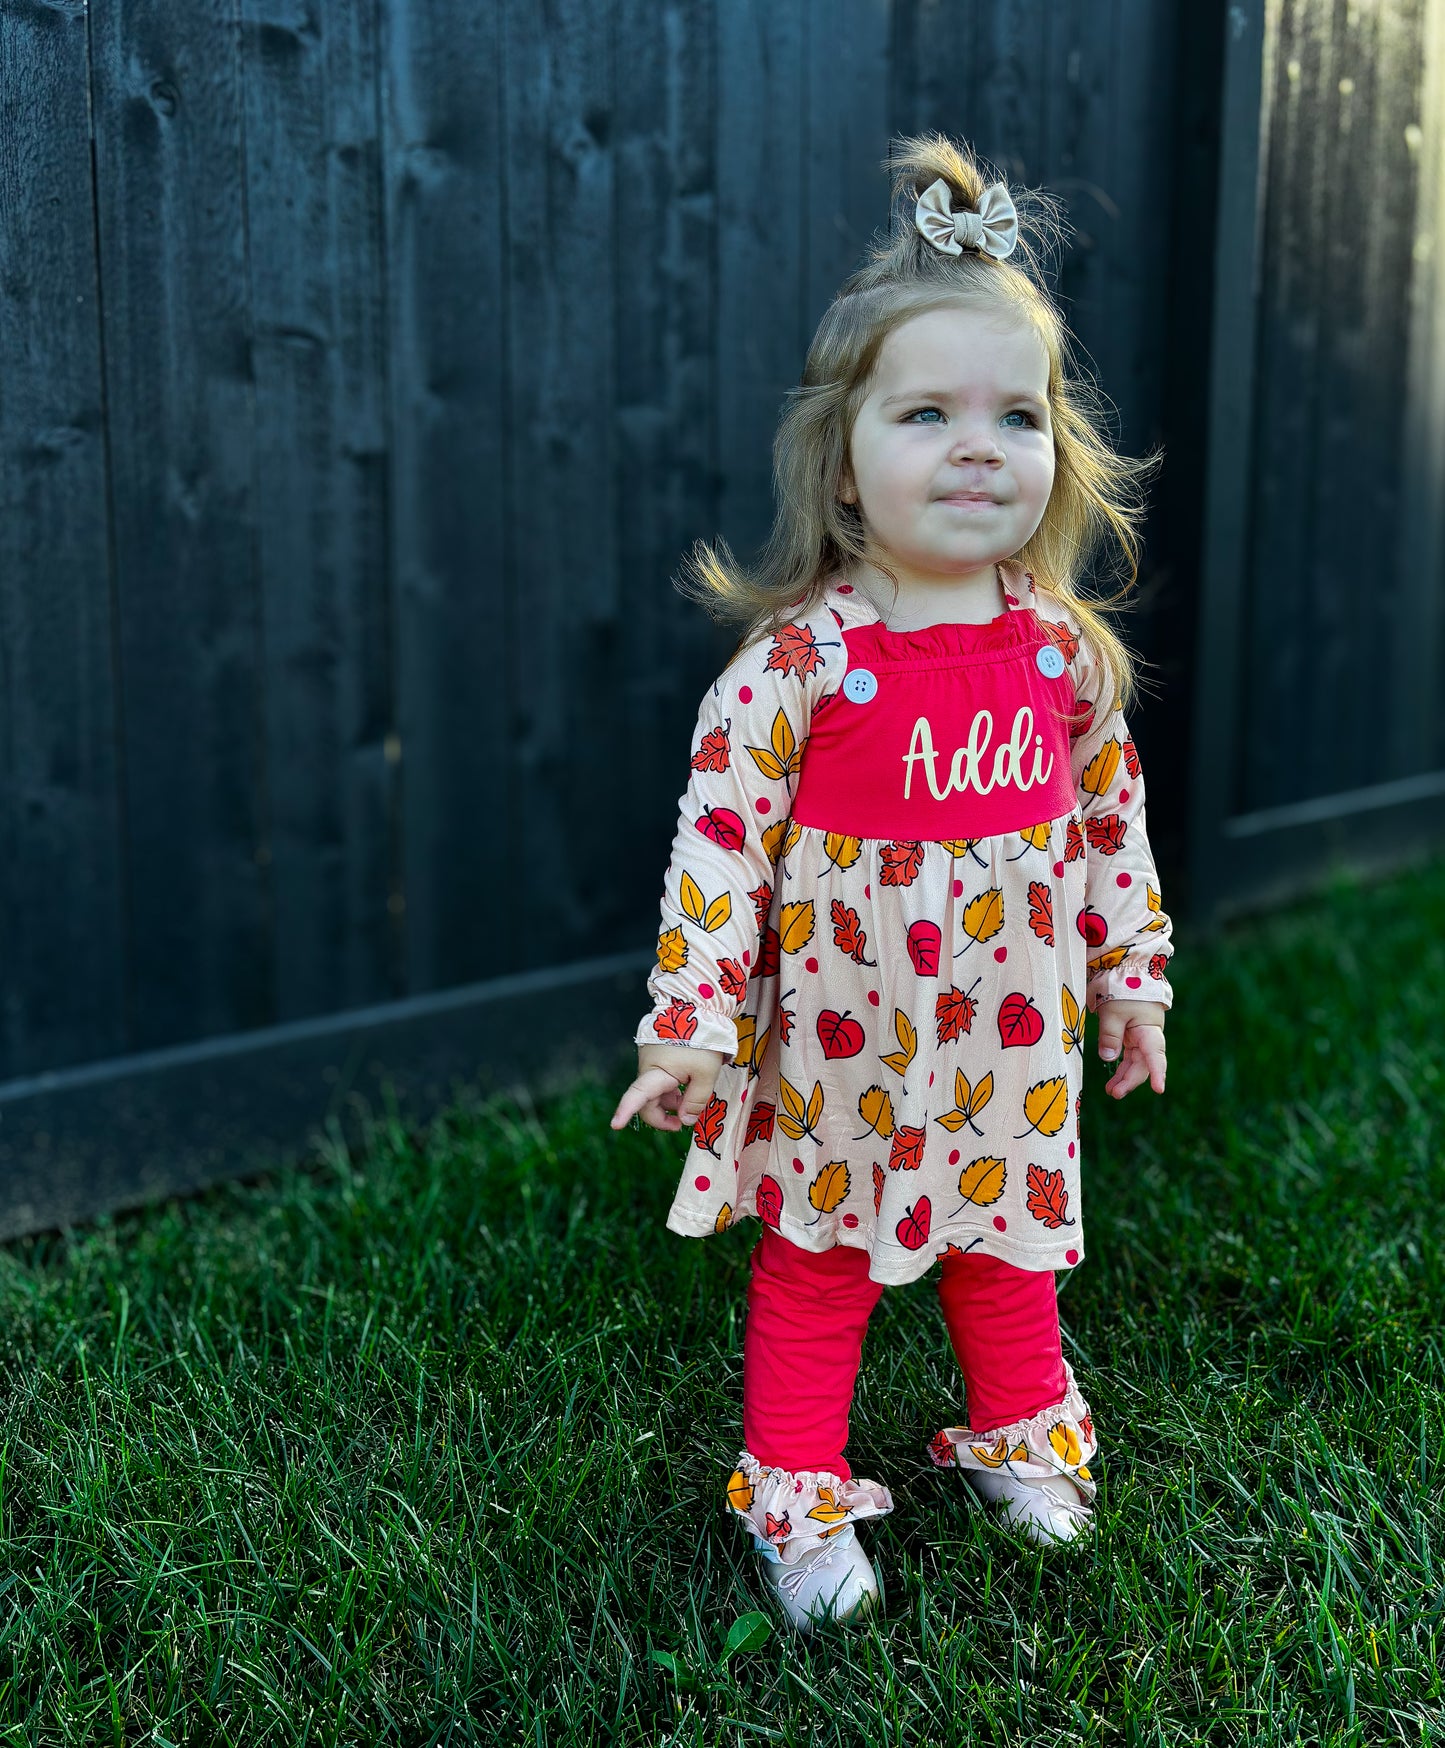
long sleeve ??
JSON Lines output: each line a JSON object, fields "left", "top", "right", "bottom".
{"left": 637, "top": 605, "right": 847, "bottom": 1057}
{"left": 1048, "top": 598, "right": 1175, "bottom": 1013}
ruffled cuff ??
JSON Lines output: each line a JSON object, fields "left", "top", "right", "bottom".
{"left": 635, "top": 1005, "right": 740, "bottom": 1058}
{"left": 925, "top": 1359, "right": 1098, "bottom": 1505}
{"left": 724, "top": 1450, "right": 894, "bottom": 1565}
{"left": 1086, "top": 947, "right": 1173, "bottom": 1013}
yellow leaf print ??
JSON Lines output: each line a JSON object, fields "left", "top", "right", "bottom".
{"left": 940, "top": 839, "right": 981, "bottom": 856}
{"left": 823, "top": 832, "right": 863, "bottom": 872}
{"left": 1144, "top": 882, "right": 1169, "bottom": 932}
{"left": 1087, "top": 946, "right": 1129, "bottom": 976}
{"left": 762, "top": 819, "right": 802, "bottom": 866}
{"left": 745, "top": 708, "right": 802, "bottom": 785}
{"left": 960, "top": 888, "right": 1004, "bottom": 949}
{"left": 956, "top": 1156, "right": 1006, "bottom": 1206}
{"left": 747, "top": 1025, "right": 772, "bottom": 1083}
{"left": 1060, "top": 984, "right": 1084, "bottom": 1054}
{"left": 778, "top": 900, "right": 816, "bottom": 955}
{"left": 777, "top": 1076, "right": 825, "bottom": 1142}
{"left": 733, "top": 1013, "right": 757, "bottom": 1068}
{"left": 970, "top": 1435, "right": 1009, "bottom": 1468}
{"left": 855, "top": 1084, "right": 894, "bottom": 1141}
{"left": 879, "top": 1008, "right": 917, "bottom": 1077}
{"left": 808, "top": 1161, "right": 850, "bottom": 1216}
{"left": 1017, "top": 1076, "right": 1070, "bottom": 1139}
{"left": 1018, "top": 821, "right": 1051, "bottom": 851}
{"left": 678, "top": 871, "right": 730, "bottom": 932}
{"left": 934, "top": 1068, "right": 993, "bottom": 1134}
{"left": 726, "top": 1468, "right": 754, "bottom": 1510}
{"left": 807, "top": 1485, "right": 850, "bottom": 1524}
{"left": 714, "top": 1202, "right": 733, "bottom": 1233}
{"left": 656, "top": 926, "right": 688, "bottom": 973}
{"left": 1080, "top": 738, "right": 1121, "bottom": 797}
{"left": 1048, "top": 1422, "right": 1083, "bottom": 1467}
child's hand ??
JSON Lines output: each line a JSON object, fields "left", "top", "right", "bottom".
{"left": 609, "top": 1044, "right": 728, "bottom": 1133}
{"left": 1095, "top": 999, "right": 1166, "bottom": 1098}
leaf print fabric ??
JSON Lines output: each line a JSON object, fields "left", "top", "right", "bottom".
{"left": 637, "top": 563, "right": 1175, "bottom": 1286}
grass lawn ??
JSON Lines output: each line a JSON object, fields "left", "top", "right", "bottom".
{"left": 0, "top": 857, "right": 1442, "bottom": 1745}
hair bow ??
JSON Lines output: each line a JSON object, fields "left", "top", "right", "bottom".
{"left": 913, "top": 178, "right": 1018, "bottom": 261}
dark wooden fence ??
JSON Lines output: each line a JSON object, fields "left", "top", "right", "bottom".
{"left": 0, "top": 0, "right": 1440, "bottom": 1237}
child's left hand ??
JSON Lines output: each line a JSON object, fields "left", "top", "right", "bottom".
{"left": 1095, "top": 999, "right": 1166, "bottom": 1098}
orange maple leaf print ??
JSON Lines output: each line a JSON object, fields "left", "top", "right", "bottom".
{"left": 887, "top": 1124, "right": 926, "bottom": 1172}
{"left": 747, "top": 881, "right": 773, "bottom": 931}
{"left": 1064, "top": 818, "right": 1085, "bottom": 862}
{"left": 1025, "top": 1162, "right": 1075, "bottom": 1228}
{"left": 765, "top": 623, "right": 825, "bottom": 680}
{"left": 717, "top": 958, "right": 748, "bottom": 1001}
{"left": 830, "top": 899, "right": 875, "bottom": 965}
{"left": 1038, "top": 617, "right": 1079, "bottom": 663}
{"left": 1122, "top": 738, "right": 1140, "bottom": 779}
{"left": 879, "top": 842, "right": 924, "bottom": 887}
{"left": 1027, "top": 881, "right": 1054, "bottom": 944}
{"left": 935, "top": 984, "right": 978, "bottom": 1044}
{"left": 691, "top": 1092, "right": 727, "bottom": 1157}
{"left": 1085, "top": 813, "right": 1127, "bottom": 855}
{"left": 654, "top": 997, "right": 698, "bottom": 1042}
{"left": 690, "top": 720, "right": 731, "bottom": 773}
{"left": 746, "top": 1101, "right": 776, "bottom": 1145}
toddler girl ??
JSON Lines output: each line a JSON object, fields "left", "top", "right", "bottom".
{"left": 610, "top": 133, "right": 1172, "bottom": 1633}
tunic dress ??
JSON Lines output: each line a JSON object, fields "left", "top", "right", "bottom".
{"left": 636, "top": 558, "right": 1175, "bottom": 1290}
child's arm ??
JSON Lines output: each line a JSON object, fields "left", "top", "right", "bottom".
{"left": 611, "top": 605, "right": 843, "bottom": 1132}
{"left": 1052, "top": 605, "right": 1174, "bottom": 1098}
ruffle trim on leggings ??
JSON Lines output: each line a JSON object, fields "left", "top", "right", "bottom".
{"left": 925, "top": 1358, "right": 1098, "bottom": 1504}
{"left": 725, "top": 1449, "right": 895, "bottom": 1566}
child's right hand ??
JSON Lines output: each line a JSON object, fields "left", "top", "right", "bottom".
{"left": 609, "top": 1044, "right": 727, "bottom": 1133}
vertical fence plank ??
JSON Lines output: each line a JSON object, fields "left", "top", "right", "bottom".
{"left": 0, "top": 0, "right": 126, "bottom": 1078}
{"left": 240, "top": 0, "right": 399, "bottom": 1018}
{"left": 381, "top": 0, "right": 508, "bottom": 990}
{"left": 88, "top": 0, "right": 270, "bottom": 1049}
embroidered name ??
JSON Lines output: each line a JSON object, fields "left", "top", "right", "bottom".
{"left": 902, "top": 708, "right": 1055, "bottom": 802}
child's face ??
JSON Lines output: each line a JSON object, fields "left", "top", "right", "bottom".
{"left": 840, "top": 305, "right": 1055, "bottom": 584}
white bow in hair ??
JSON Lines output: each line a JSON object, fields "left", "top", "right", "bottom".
{"left": 914, "top": 177, "right": 1018, "bottom": 261}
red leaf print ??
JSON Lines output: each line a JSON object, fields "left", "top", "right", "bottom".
{"left": 1025, "top": 1163, "right": 1075, "bottom": 1228}
{"left": 654, "top": 997, "right": 698, "bottom": 1042}
{"left": 1084, "top": 813, "right": 1127, "bottom": 856}
{"left": 872, "top": 1161, "right": 884, "bottom": 1215}
{"left": 906, "top": 919, "right": 941, "bottom": 975}
{"left": 764, "top": 1509, "right": 792, "bottom": 1541}
{"left": 935, "top": 984, "right": 978, "bottom": 1045}
{"left": 746, "top": 1101, "right": 776, "bottom": 1145}
{"left": 748, "top": 881, "right": 773, "bottom": 931}
{"left": 896, "top": 1197, "right": 932, "bottom": 1250}
{"left": 691, "top": 720, "right": 732, "bottom": 773}
{"left": 1068, "top": 700, "right": 1096, "bottom": 741}
{"left": 696, "top": 805, "right": 746, "bottom": 851}
{"left": 1149, "top": 951, "right": 1170, "bottom": 981}
{"left": 830, "top": 899, "right": 875, "bottom": 965}
{"left": 1122, "top": 738, "right": 1140, "bottom": 779}
{"left": 1040, "top": 617, "right": 1080, "bottom": 663}
{"left": 692, "top": 1093, "right": 727, "bottom": 1157}
{"left": 817, "top": 1009, "right": 865, "bottom": 1059}
{"left": 756, "top": 1175, "right": 784, "bottom": 1230}
{"left": 751, "top": 927, "right": 781, "bottom": 980}
{"left": 1064, "top": 818, "right": 1085, "bottom": 861}
{"left": 778, "top": 998, "right": 796, "bottom": 1044}
{"left": 1027, "top": 881, "right": 1054, "bottom": 944}
{"left": 887, "top": 1124, "right": 926, "bottom": 1173}
{"left": 765, "top": 623, "right": 825, "bottom": 680}
{"left": 997, "top": 991, "right": 1044, "bottom": 1049}
{"left": 718, "top": 958, "right": 749, "bottom": 1001}
{"left": 1077, "top": 905, "right": 1108, "bottom": 948}
{"left": 879, "top": 842, "right": 924, "bottom": 888}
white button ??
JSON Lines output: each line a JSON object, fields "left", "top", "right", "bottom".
{"left": 842, "top": 668, "right": 878, "bottom": 704}
{"left": 1036, "top": 644, "right": 1066, "bottom": 679}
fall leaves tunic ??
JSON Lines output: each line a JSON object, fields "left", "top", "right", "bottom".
{"left": 637, "top": 561, "right": 1175, "bottom": 1287}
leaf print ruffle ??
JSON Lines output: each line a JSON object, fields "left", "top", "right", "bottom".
{"left": 725, "top": 1449, "right": 895, "bottom": 1564}
{"left": 925, "top": 1357, "right": 1098, "bottom": 1504}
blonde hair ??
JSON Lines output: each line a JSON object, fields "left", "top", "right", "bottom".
{"left": 676, "top": 132, "right": 1161, "bottom": 716}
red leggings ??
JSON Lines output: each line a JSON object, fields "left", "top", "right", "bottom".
{"left": 743, "top": 1226, "right": 1067, "bottom": 1479}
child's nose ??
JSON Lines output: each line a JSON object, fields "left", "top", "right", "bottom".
{"left": 949, "top": 424, "right": 1004, "bottom": 462}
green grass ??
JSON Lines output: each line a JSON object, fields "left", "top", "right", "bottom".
{"left": 1, "top": 858, "right": 1443, "bottom": 1745}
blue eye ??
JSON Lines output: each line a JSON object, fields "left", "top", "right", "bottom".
{"left": 903, "top": 406, "right": 1041, "bottom": 428}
